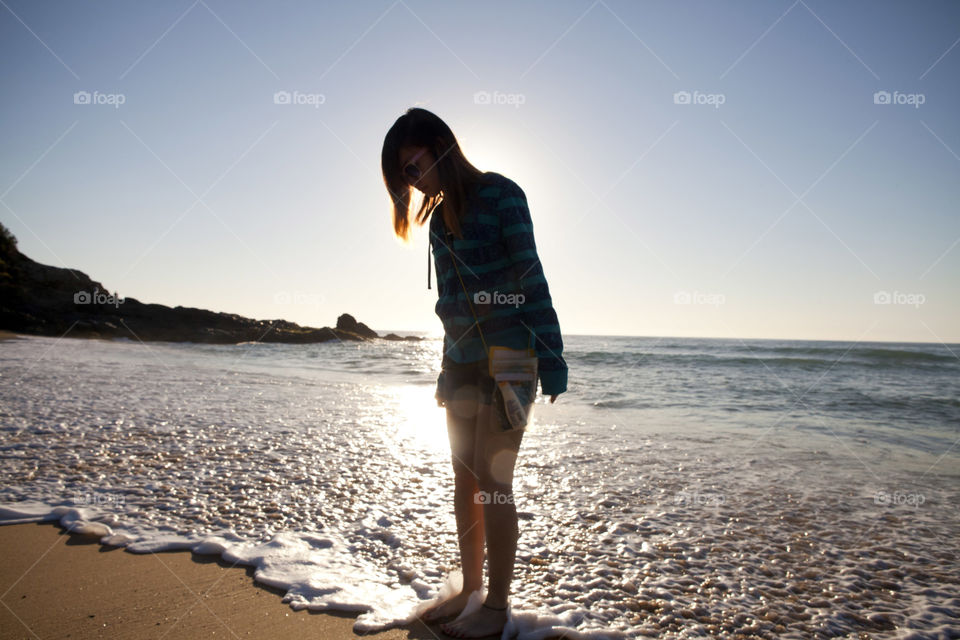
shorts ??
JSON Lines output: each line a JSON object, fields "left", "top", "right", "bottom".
{"left": 435, "top": 359, "right": 496, "bottom": 407}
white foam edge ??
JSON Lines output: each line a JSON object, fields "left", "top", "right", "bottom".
{"left": 0, "top": 501, "right": 622, "bottom": 637}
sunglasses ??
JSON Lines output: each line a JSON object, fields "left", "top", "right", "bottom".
{"left": 402, "top": 148, "right": 428, "bottom": 181}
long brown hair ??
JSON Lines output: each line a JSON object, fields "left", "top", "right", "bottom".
{"left": 382, "top": 108, "right": 485, "bottom": 242}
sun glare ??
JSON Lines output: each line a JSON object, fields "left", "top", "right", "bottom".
{"left": 458, "top": 128, "right": 534, "bottom": 183}
{"left": 388, "top": 384, "right": 449, "bottom": 455}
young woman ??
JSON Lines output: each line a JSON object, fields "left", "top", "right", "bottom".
{"left": 382, "top": 107, "right": 567, "bottom": 638}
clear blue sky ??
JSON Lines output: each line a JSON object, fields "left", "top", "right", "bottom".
{"left": 2, "top": 0, "right": 958, "bottom": 342}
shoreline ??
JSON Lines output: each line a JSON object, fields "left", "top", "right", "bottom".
{"left": 0, "top": 522, "right": 435, "bottom": 639}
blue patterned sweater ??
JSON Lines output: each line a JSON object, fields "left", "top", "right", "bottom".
{"left": 428, "top": 171, "right": 568, "bottom": 396}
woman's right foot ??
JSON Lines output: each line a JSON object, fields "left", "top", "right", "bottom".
{"left": 420, "top": 590, "right": 475, "bottom": 623}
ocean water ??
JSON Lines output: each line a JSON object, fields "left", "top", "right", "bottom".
{"left": 1, "top": 333, "right": 958, "bottom": 639}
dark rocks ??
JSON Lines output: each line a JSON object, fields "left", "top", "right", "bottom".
{"left": 336, "top": 313, "right": 378, "bottom": 339}
{"left": 0, "top": 223, "right": 420, "bottom": 345}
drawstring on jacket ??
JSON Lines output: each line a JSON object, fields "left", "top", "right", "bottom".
{"left": 427, "top": 197, "right": 444, "bottom": 291}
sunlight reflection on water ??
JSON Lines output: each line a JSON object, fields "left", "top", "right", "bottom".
{"left": 2, "top": 335, "right": 959, "bottom": 638}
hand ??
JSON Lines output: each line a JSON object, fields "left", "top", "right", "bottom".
{"left": 549, "top": 395, "right": 558, "bottom": 404}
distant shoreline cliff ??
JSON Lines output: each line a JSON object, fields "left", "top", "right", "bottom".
{"left": 0, "top": 223, "right": 418, "bottom": 344}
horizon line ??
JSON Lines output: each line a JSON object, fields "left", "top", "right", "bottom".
{"left": 374, "top": 329, "right": 960, "bottom": 347}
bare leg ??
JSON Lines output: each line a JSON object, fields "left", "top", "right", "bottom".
{"left": 477, "top": 401, "right": 523, "bottom": 608}
{"left": 441, "top": 401, "right": 524, "bottom": 638}
{"left": 421, "top": 385, "right": 485, "bottom": 622}
{"left": 452, "top": 452, "right": 485, "bottom": 594}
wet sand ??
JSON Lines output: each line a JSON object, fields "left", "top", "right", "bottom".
{"left": 0, "top": 522, "right": 438, "bottom": 640}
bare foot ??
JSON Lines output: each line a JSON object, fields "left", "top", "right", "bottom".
{"left": 440, "top": 603, "right": 508, "bottom": 638}
{"left": 420, "top": 589, "right": 474, "bottom": 623}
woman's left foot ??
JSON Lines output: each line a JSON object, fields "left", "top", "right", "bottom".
{"left": 440, "top": 603, "right": 508, "bottom": 638}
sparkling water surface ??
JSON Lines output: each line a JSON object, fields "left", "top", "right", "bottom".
{"left": 1, "top": 334, "right": 958, "bottom": 638}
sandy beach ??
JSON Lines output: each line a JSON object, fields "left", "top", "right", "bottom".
{"left": 0, "top": 522, "right": 435, "bottom": 640}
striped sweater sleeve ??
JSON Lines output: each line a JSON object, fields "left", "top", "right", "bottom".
{"left": 498, "top": 180, "right": 568, "bottom": 396}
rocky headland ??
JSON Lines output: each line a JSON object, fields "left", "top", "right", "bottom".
{"left": 0, "top": 223, "right": 419, "bottom": 344}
